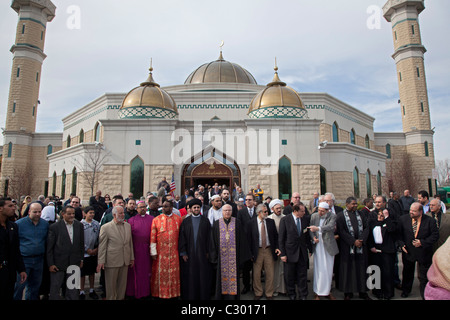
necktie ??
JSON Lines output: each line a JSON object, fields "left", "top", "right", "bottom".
{"left": 249, "top": 208, "right": 253, "bottom": 218}
{"left": 261, "top": 220, "right": 267, "bottom": 249}
{"left": 296, "top": 217, "right": 301, "bottom": 235}
{"left": 412, "top": 219, "right": 418, "bottom": 237}
{"left": 433, "top": 213, "right": 440, "bottom": 229}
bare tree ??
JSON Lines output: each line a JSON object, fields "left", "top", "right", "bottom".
{"left": 72, "top": 143, "right": 110, "bottom": 197}
{"left": 5, "top": 165, "right": 34, "bottom": 200}
{"left": 435, "top": 158, "right": 450, "bottom": 186}
{"left": 385, "top": 153, "right": 422, "bottom": 195}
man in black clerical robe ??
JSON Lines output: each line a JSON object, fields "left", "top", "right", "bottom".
{"left": 209, "top": 204, "right": 251, "bottom": 300}
{"left": 335, "top": 197, "right": 371, "bottom": 300}
{"left": 178, "top": 199, "right": 213, "bottom": 300}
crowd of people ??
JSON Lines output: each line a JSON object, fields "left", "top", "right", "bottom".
{"left": 0, "top": 184, "right": 449, "bottom": 301}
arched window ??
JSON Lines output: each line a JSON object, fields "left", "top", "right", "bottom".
{"left": 350, "top": 129, "right": 356, "bottom": 145}
{"left": 386, "top": 144, "right": 391, "bottom": 159}
{"left": 365, "top": 135, "right": 370, "bottom": 149}
{"left": 424, "top": 141, "right": 429, "bottom": 157}
{"left": 61, "top": 170, "right": 66, "bottom": 199}
{"left": 278, "top": 156, "right": 292, "bottom": 200}
{"left": 94, "top": 122, "right": 101, "bottom": 142}
{"left": 7, "top": 142, "right": 12, "bottom": 158}
{"left": 79, "top": 129, "right": 84, "bottom": 143}
{"left": 67, "top": 135, "right": 71, "bottom": 148}
{"left": 332, "top": 122, "right": 339, "bottom": 142}
{"left": 52, "top": 171, "right": 57, "bottom": 196}
{"left": 377, "top": 171, "right": 382, "bottom": 195}
{"left": 353, "top": 167, "right": 360, "bottom": 198}
{"left": 130, "top": 156, "right": 144, "bottom": 200}
{"left": 47, "top": 144, "right": 53, "bottom": 155}
{"left": 366, "top": 169, "right": 372, "bottom": 198}
{"left": 72, "top": 167, "right": 77, "bottom": 195}
{"left": 320, "top": 166, "right": 327, "bottom": 195}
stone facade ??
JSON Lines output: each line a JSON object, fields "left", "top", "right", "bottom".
{"left": 292, "top": 164, "right": 321, "bottom": 201}
{"left": 325, "top": 171, "right": 353, "bottom": 205}
{"left": 397, "top": 57, "right": 431, "bottom": 131}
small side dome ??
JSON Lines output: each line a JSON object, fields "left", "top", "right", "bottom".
{"left": 248, "top": 65, "right": 307, "bottom": 119}
{"left": 119, "top": 64, "right": 178, "bottom": 119}
{"left": 184, "top": 51, "right": 257, "bottom": 85}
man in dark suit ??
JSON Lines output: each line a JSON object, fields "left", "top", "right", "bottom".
{"left": 323, "top": 192, "right": 343, "bottom": 215}
{"left": 247, "top": 203, "right": 280, "bottom": 300}
{"left": 47, "top": 205, "right": 84, "bottom": 300}
{"left": 221, "top": 188, "right": 238, "bottom": 217}
{"left": 237, "top": 193, "right": 258, "bottom": 294}
{"left": 360, "top": 198, "right": 373, "bottom": 218}
{"left": 89, "top": 190, "right": 107, "bottom": 222}
{"left": 180, "top": 189, "right": 190, "bottom": 209}
{"left": 0, "top": 198, "right": 26, "bottom": 300}
{"left": 388, "top": 192, "right": 404, "bottom": 217}
{"left": 367, "top": 196, "right": 398, "bottom": 300}
{"left": 279, "top": 203, "right": 311, "bottom": 300}
{"left": 197, "top": 195, "right": 210, "bottom": 217}
{"left": 397, "top": 202, "right": 439, "bottom": 299}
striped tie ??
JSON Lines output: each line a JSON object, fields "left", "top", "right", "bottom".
{"left": 412, "top": 219, "right": 418, "bottom": 236}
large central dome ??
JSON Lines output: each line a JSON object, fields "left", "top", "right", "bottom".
{"left": 184, "top": 52, "right": 257, "bottom": 85}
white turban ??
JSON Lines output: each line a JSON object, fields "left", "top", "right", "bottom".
{"left": 269, "top": 199, "right": 283, "bottom": 209}
{"left": 210, "top": 195, "right": 221, "bottom": 201}
{"left": 319, "top": 202, "right": 329, "bottom": 210}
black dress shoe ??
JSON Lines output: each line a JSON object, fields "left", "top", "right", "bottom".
{"left": 254, "top": 295, "right": 262, "bottom": 300}
{"left": 289, "top": 295, "right": 296, "bottom": 300}
{"left": 241, "top": 287, "right": 250, "bottom": 295}
{"left": 401, "top": 292, "right": 409, "bottom": 298}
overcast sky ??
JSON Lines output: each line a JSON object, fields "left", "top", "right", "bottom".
{"left": 0, "top": 0, "right": 449, "bottom": 161}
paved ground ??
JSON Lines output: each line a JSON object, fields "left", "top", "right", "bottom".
{"left": 82, "top": 252, "right": 421, "bottom": 301}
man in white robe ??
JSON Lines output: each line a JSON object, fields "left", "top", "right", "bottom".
{"left": 268, "top": 199, "right": 286, "bottom": 296}
{"left": 207, "top": 195, "right": 223, "bottom": 226}
{"left": 308, "top": 202, "right": 339, "bottom": 300}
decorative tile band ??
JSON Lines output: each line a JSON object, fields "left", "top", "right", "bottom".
{"left": 248, "top": 106, "right": 308, "bottom": 119}
{"left": 119, "top": 106, "right": 178, "bottom": 119}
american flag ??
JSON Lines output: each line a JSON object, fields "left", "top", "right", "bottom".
{"left": 170, "top": 173, "right": 176, "bottom": 197}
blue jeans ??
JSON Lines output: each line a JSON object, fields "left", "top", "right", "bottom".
{"left": 13, "top": 256, "right": 44, "bottom": 300}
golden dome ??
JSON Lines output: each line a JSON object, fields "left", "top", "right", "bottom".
{"left": 247, "top": 66, "right": 307, "bottom": 119}
{"left": 119, "top": 65, "right": 178, "bottom": 119}
{"left": 184, "top": 51, "right": 257, "bottom": 85}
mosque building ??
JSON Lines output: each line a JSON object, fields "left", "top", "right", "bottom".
{"left": 0, "top": 0, "right": 436, "bottom": 205}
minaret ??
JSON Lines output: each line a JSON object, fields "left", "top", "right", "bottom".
{"left": 1, "top": 0, "right": 56, "bottom": 197}
{"left": 383, "top": 0, "right": 436, "bottom": 194}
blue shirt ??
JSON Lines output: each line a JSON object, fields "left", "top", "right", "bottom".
{"left": 15, "top": 216, "right": 49, "bottom": 257}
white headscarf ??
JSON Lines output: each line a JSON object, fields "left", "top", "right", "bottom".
{"left": 269, "top": 199, "right": 283, "bottom": 209}
{"left": 319, "top": 202, "right": 329, "bottom": 210}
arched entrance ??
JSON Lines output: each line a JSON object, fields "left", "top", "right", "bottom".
{"left": 181, "top": 150, "right": 241, "bottom": 191}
